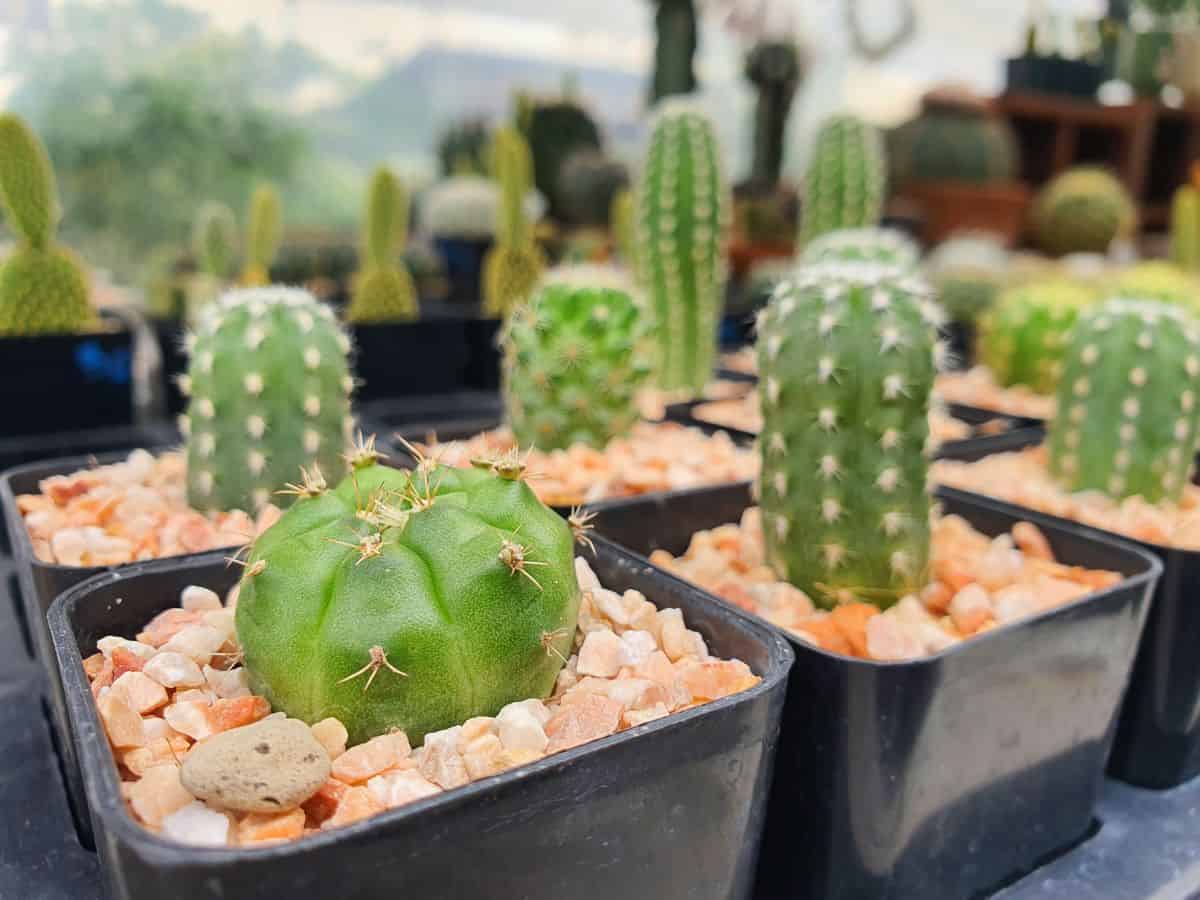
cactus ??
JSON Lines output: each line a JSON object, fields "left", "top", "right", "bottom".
{"left": 235, "top": 453, "right": 581, "bottom": 745}
{"left": 1171, "top": 184, "right": 1200, "bottom": 274}
{"left": 1048, "top": 297, "right": 1200, "bottom": 504}
{"left": 520, "top": 95, "right": 603, "bottom": 222}
{"left": 182, "top": 287, "right": 354, "bottom": 513}
{"left": 241, "top": 184, "right": 282, "bottom": 287}
{"left": 635, "top": 101, "right": 730, "bottom": 392}
{"left": 483, "top": 127, "right": 546, "bottom": 317}
{"left": 649, "top": 0, "right": 699, "bottom": 104}
{"left": 502, "top": 278, "right": 652, "bottom": 452}
{"left": 1112, "top": 261, "right": 1200, "bottom": 309}
{"left": 799, "top": 227, "right": 919, "bottom": 270}
{"left": 347, "top": 167, "right": 418, "bottom": 323}
{"left": 193, "top": 203, "right": 238, "bottom": 279}
{"left": 745, "top": 40, "right": 802, "bottom": 188}
{"left": 556, "top": 150, "right": 629, "bottom": 228}
{"left": 756, "top": 262, "right": 942, "bottom": 609}
{"left": 423, "top": 175, "right": 500, "bottom": 241}
{"left": 924, "top": 232, "right": 1010, "bottom": 324}
{"left": 890, "top": 101, "right": 1018, "bottom": 185}
{"left": 610, "top": 188, "right": 637, "bottom": 273}
{"left": 0, "top": 113, "right": 92, "bottom": 335}
{"left": 977, "top": 280, "right": 1096, "bottom": 393}
{"left": 1032, "top": 168, "right": 1136, "bottom": 257}
{"left": 800, "top": 114, "right": 887, "bottom": 246}
{"left": 437, "top": 117, "right": 492, "bottom": 177}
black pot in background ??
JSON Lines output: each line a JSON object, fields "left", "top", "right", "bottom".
{"left": 1005, "top": 55, "right": 1105, "bottom": 98}
{"left": 433, "top": 237, "right": 492, "bottom": 306}
{"left": 358, "top": 392, "right": 502, "bottom": 443}
{"left": 588, "top": 481, "right": 1159, "bottom": 899}
{"left": 49, "top": 541, "right": 791, "bottom": 900}
{"left": 148, "top": 317, "right": 188, "bottom": 418}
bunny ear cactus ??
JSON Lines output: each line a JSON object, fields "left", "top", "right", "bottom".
{"left": 800, "top": 227, "right": 920, "bottom": 270}
{"left": 193, "top": 203, "right": 238, "bottom": 280}
{"left": 234, "top": 451, "right": 581, "bottom": 745}
{"left": 1171, "top": 184, "right": 1200, "bottom": 274}
{"left": 483, "top": 126, "right": 546, "bottom": 317}
{"left": 610, "top": 188, "right": 638, "bottom": 274}
{"left": 757, "top": 262, "right": 943, "bottom": 609}
{"left": 0, "top": 113, "right": 92, "bottom": 335}
{"left": 347, "top": 166, "right": 419, "bottom": 323}
{"left": 635, "top": 101, "right": 730, "bottom": 393}
{"left": 182, "top": 287, "right": 354, "bottom": 513}
{"left": 1048, "top": 297, "right": 1200, "bottom": 504}
{"left": 800, "top": 114, "right": 887, "bottom": 246}
{"left": 241, "top": 184, "right": 282, "bottom": 287}
{"left": 502, "top": 276, "right": 652, "bottom": 451}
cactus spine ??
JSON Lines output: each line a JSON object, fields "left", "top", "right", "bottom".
{"left": 0, "top": 113, "right": 92, "bottom": 335}
{"left": 635, "top": 102, "right": 730, "bottom": 392}
{"left": 800, "top": 115, "right": 887, "bottom": 246}
{"left": 1048, "top": 298, "right": 1200, "bottom": 504}
{"left": 799, "top": 227, "right": 919, "bottom": 270}
{"left": 1171, "top": 184, "right": 1200, "bottom": 274}
{"left": 183, "top": 287, "right": 354, "bottom": 513}
{"left": 347, "top": 166, "right": 418, "bottom": 323}
{"left": 241, "top": 184, "right": 282, "bottom": 287}
{"left": 483, "top": 126, "right": 545, "bottom": 317}
{"left": 757, "top": 263, "right": 942, "bottom": 609}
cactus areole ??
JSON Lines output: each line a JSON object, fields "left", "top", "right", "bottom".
{"left": 235, "top": 453, "right": 581, "bottom": 745}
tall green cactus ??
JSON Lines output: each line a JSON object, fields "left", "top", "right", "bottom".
{"left": 635, "top": 102, "right": 730, "bottom": 392}
{"left": 1171, "top": 184, "right": 1200, "bottom": 274}
{"left": 483, "top": 126, "right": 545, "bottom": 317}
{"left": 610, "top": 188, "right": 637, "bottom": 274}
{"left": 241, "top": 184, "right": 282, "bottom": 287}
{"left": 1048, "top": 297, "right": 1200, "bottom": 504}
{"left": 757, "top": 262, "right": 942, "bottom": 609}
{"left": 801, "top": 114, "right": 887, "bottom": 246}
{"left": 347, "top": 166, "right": 418, "bottom": 323}
{"left": 193, "top": 203, "right": 238, "bottom": 279}
{"left": 0, "top": 113, "right": 92, "bottom": 335}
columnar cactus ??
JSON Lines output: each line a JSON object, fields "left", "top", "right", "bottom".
{"left": 0, "top": 113, "right": 92, "bottom": 335}
{"left": 1048, "top": 297, "right": 1200, "bottom": 504}
{"left": 347, "top": 166, "right": 418, "bottom": 323}
{"left": 502, "top": 277, "right": 652, "bottom": 451}
{"left": 240, "top": 184, "right": 282, "bottom": 287}
{"left": 800, "top": 114, "right": 887, "bottom": 246}
{"left": 483, "top": 126, "right": 546, "bottom": 317}
{"left": 193, "top": 203, "right": 238, "bottom": 279}
{"left": 977, "top": 280, "right": 1096, "bottom": 393}
{"left": 610, "top": 188, "right": 637, "bottom": 274}
{"left": 799, "top": 227, "right": 919, "bottom": 270}
{"left": 1031, "top": 168, "right": 1136, "bottom": 257}
{"left": 1171, "top": 184, "right": 1200, "bottom": 274}
{"left": 635, "top": 101, "right": 730, "bottom": 392}
{"left": 235, "top": 453, "right": 581, "bottom": 745}
{"left": 757, "top": 262, "right": 942, "bottom": 609}
{"left": 183, "top": 287, "right": 353, "bottom": 513}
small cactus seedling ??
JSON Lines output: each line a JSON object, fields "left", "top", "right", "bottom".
{"left": 635, "top": 101, "right": 731, "bottom": 393}
{"left": 756, "top": 262, "right": 943, "bottom": 609}
{"left": 0, "top": 113, "right": 92, "bottom": 335}
{"left": 502, "top": 277, "right": 653, "bottom": 451}
{"left": 483, "top": 126, "right": 546, "bottom": 317}
{"left": 799, "top": 227, "right": 920, "bottom": 270}
{"left": 800, "top": 114, "right": 887, "bottom": 246}
{"left": 1048, "top": 297, "right": 1200, "bottom": 504}
{"left": 977, "top": 280, "right": 1096, "bottom": 394}
{"left": 240, "top": 184, "right": 282, "bottom": 287}
{"left": 182, "top": 287, "right": 354, "bottom": 512}
{"left": 234, "top": 456, "right": 581, "bottom": 745}
{"left": 347, "top": 166, "right": 419, "bottom": 323}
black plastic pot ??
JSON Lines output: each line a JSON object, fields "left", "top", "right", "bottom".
{"left": 588, "top": 481, "right": 1160, "bottom": 899}
{"left": 350, "top": 316, "right": 500, "bottom": 404}
{"left": 939, "top": 429, "right": 1200, "bottom": 789}
{"left": 0, "top": 319, "right": 135, "bottom": 438}
{"left": 49, "top": 538, "right": 791, "bottom": 900}
{"left": 148, "top": 318, "right": 189, "bottom": 418}
{"left": 433, "top": 236, "right": 491, "bottom": 306}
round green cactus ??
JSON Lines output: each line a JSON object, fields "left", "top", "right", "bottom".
{"left": 924, "top": 232, "right": 1010, "bottom": 325}
{"left": 890, "top": 106, "right": 1018, "bottom": 185}
{"left": 183, "top": 287, "right": 353, "bottom": 513}
{"left": 347, "top": 166, "right": 418, "bottom": 323}
{"left": 1032, "top": 168, "right": 1136, "bottom": 257}
{"left": 1048, "top": 297, "right": 1200, "bottom": 504}
{"left": 978, "top": 280, "right": 1096, "bottom": 393}
{"left": 503, "top": 276, "right": 652, "bottom": 452}
{"left": 241, "top": 184, "right": 282, "bottom": 287}
{"left": 757, "top": 262, "right": 943, "bottom": 609}
{"left": 800, "top": 114, "right": 887, "bottom": 246}
{"left": 799, "top": 227, "right": 919, "bottom": 270}
{"left": 235, "top": 454, "right": 581, "bottom": 745}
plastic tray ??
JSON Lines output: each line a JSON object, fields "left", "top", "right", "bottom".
{"left": 588, "top": 481, "right": 1160, "bottom": 899}
{"left": 48, "top": 538, "right": 792, "bottom": 900}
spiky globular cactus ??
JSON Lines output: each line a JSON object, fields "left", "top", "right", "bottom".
{"left": 483, "top": 127, "right": 546, "bottom": 317}
{"left": 757, "top": 263, "right": 942, "bottom": 609}
{"left": 0, "top": 113, "right": 92, "bottom": 335}
{"left": 182, "top": 287, "right": 353, "bottom": 513}
{"left": 347, "top": 166, "right": 418, "bottom": 323}
{"left": 977, "top": 280, "right": 1096, "bottom": 393}
{"left": 240, "top": 184, "right": 282, "bottom": 287}
{"left": 1172, "top": 185, "right": 1200, "bottom": 274}
{"left": 1048, "top": 298, "right": 1200, "bottom": 504}
{"left": 1032, "top": 168, "right": 1136, "bottom": 257}
{"left": 235, "top": 453, "right": 581, "bottom": 745}
{"left": 799, "top": 227, "right": 919, "bottom": 270}
{"left": 502, "top": 278, "right": 652, "bottom": 451}
{"left": 635, "top": 102, "right": 730, "bottom": 392}
{"left": 800, "top": 114, "right": 887, "bottom": 246}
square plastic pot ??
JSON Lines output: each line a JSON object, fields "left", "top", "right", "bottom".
{"left": 350, "top": 316, "right": 499, "bottom": 404}
{"left": 587, "top": 481, "right": 1160, "bottom": 899}
{"left": 48, "top": 537, "right": 792, "bottom": 900}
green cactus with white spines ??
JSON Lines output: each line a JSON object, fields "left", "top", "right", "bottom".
{"left": 977, "top": 280, "right": 1096, "bottom": 394}
{"left": 799, "top": 227, "right": 919, "bottom": 270}
{"left": 757, "top": 262, "right": 943, "bottom": 609}
{"left": 347, "top": 166, "right": 418, "bottom": 323}
{"left": 0, "top": 113, "right": 92, "bottom": 335}
{"left": 183, "top": 287, "right": 354, "bottom": 513}
{"left": 235, "top": 455, "right": 581, "bottom": 745}
{"left": 503, "top": 276, "right": 652, "bottom": 452}
{"left": 483, "top": 126, "right": 546, "bottom": 317}
{"left": 800, "top": 114, "right": 887, "bottom": 246}
{"left": 1171, "top": 185, "right": 1200, "bottom": 274}
{"left": 241, "top": 184, "right": 282, "bottom": 287}
{"left": 1048, "top": 298, "right": 1200, "bottom": 504}
{"left": 635, "top": 101, "right": 730, "bottom": 393}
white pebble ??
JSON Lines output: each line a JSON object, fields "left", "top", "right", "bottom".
{"left": 160, "top": 802, "right": 231, "bottom": 846}
{"left": 620, "top": 630, "right": 658, "bottom": 666}
{"left": 97, "top": 636, "right": 156, "bottom": 661}
{"left": 576, "top": 631, "right": 629, "bottom": 678}
{"left": 143, "top": 652, "right": 205, "bottom": 689}
{"left": 496, "top": 704, "right": 549, "bottom": 754}
{"left": 367, "top": 770, "right": 441, "bottom": 809}
{"left": 161, "top": 625, "right": 227, "bottom": 665}
{"left": 181, "top": 586, "right": 222, "bottom": 612}
{"left": 202, "top": 666, "right": 250, "bottom": 699}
